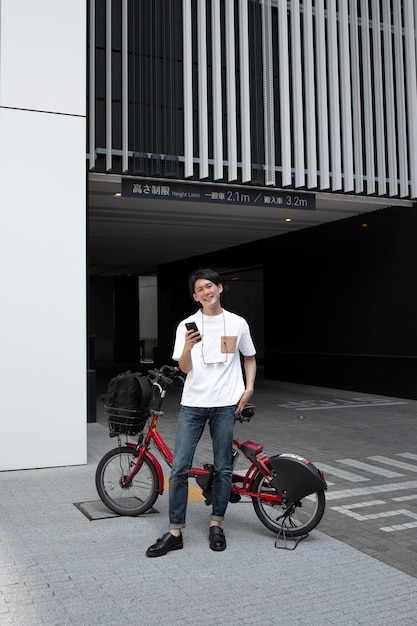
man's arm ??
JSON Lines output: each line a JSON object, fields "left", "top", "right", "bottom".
{"left": 178, "top": 330, "right": 197, "bottom": 373}
{"left": 236, "top": 354, "right": 256, "bottom": 414}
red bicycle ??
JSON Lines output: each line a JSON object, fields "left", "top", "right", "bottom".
{"left": 95, "top": 365, "right": 327, "bottom": 537}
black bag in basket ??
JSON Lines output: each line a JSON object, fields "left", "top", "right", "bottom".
{"left": 106, "top": 371, "right": 152, "bottom": 434}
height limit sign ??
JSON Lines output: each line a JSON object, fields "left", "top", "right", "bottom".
{"left": 122, "top": 179, "right": 315, "bottom": 210}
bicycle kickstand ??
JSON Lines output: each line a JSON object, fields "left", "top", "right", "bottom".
{"left": 274, "top": 512, "right": 309, "bottom": 550}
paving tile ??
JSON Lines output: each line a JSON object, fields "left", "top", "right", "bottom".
{"left": 2, "top": 378, "right": 417, "bottom": 624}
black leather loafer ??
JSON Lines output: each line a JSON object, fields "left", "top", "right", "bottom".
{"left": 146, "top": 532, "right": 183, "bottom": 557}
{"left": 209, "top": 526, "right": 226, "bottom": 551}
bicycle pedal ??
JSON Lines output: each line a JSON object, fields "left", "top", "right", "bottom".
{"left": 196, "top": 468, "right": 213, "bottom": 489}
{"left": 202, "top": 491, "right": 213, "bottom": 506}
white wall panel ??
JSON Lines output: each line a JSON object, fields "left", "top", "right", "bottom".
{"left": 0, "top": 109, "right": 87, "bottom": 470}
{"left": 0, "top": 0, "right": 85, "bottom": 115}
{"left": 0, "top": 0, "right": 86, "bottom": 470}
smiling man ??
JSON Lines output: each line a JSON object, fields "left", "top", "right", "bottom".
{"left": 146, "top": 268, "right": 256, "bottom": 557}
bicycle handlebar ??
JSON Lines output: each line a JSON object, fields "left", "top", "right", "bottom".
{"left": 147, "top": 366, "right": 255, "bottom": 421}
{"left": 147, "top": 365, "right": 184, "bottom": 388}
{"left": 236, "top": 404, "right": 256, "bottom": 422}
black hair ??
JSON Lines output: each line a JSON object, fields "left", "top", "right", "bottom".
{"left": 188, "top": 268, "right": 223, "bottom": 300}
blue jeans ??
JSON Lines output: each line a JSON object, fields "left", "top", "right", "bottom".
{"left": 169, "top": 405, "right": 236, "bottom": 529}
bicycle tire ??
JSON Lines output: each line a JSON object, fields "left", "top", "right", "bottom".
{"left": 251, "top": 471, "right": 326, "bottom": 537}
{"left": 95, "top": 446, "right": 159, "bottom": 516}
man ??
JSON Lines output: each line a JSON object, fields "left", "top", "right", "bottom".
{"left": 146, "top": 268, "right": 256, "bottom": 557}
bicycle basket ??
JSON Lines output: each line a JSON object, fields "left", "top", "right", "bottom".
{"left": 104, "top": 370, "right": 152, "bottom": 435}
{"left": 105, "top": 405, "right": 149, "bottom": 436}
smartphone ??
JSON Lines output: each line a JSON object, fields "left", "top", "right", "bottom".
{"left": 185, "top": 321, "right": 201, "bottom": 341}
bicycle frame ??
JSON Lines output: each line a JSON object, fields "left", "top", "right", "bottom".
{"left": 97, "top": 365, "right": 327, "bottom": 537}
{"left": 117, "top": 409, "right": 286, "bottom": 505}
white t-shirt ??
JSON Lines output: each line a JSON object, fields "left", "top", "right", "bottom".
{"left": 172, "top": 308, "right": 256, "bottom": 408}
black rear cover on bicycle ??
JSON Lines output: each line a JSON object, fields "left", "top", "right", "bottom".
{"left": 105, "top": 371, "right": 152, "bottom": 435}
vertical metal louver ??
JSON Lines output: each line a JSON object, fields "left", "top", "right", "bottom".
{"left": 360, "top": 0, "right": 376, "bottom": 195}
{"left": 261, "top": 0, "right": 275, "bottom": 186}
{"left": 88, "top": 0, "right": 417, "bottom": 200}
{"left": 372, "top": 0, "right": 387, "bottom": 196}
{"left": 339, "top": 0, "right": 354, "bottom": 192}
{"left": 239, "top": 0, "right": 252, "bottom": 183}
{"left": 121, "top": 0, "right": 128, "bottom": 173}
{"left": 349, "top": 0, "right": 364, "bottom": 194}
{"left": 327, "top": 2, "right": 342, "bottom": 191}
{"left": 225, "top": 0, "right": 238, "bottom": 182}
{"left": 290, "top": 0, "right": 305, "bottom": 189}
{"left": 404, "top": 0, "right": 417, "bottom": 198}
{"left": 303, "top": 0, "right": 317, "bottom": 190}
{"left": 88, "top": 0, "right": 96, "bottom": 171}
{"left": 212, "top": 0, "right": 223, "bottom": 180}
{"left": 315, "top": 0, "right": 330, "bottom": 190}
{"left": 382, "top": 0, "right": 397, "bottom": 197}
{"left": 277, "top": 0, "right": 291, "bottom": 187}
{"left": 183, "top": 0, "right": 193, "bottom": 178}
{"left": 197, "top": 0, "right": 209, "bottom": 180}
{"left": 105, "top": 0, "right": 112, "bottom": 173}
{"left": 393, "top": 1, "right": 408, "bottom": 198}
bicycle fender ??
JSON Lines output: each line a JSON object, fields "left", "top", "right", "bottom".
{"left": 268, "top": 454, "right": 327, "bottom": 504}
{"left": 144, "top": 451, "right": 164, "bottom": 495}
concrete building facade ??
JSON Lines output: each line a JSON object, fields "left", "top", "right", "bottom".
{"left": 1, "top": 1, "right": 416, "bottom": 470}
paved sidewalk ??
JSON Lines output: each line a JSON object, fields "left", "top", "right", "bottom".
{"left": 1, "top": 377, "right": 417, "bottom": 625}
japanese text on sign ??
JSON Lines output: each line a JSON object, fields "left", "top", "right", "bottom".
{"left": 122, "top": 179, "right": 315, "bottom": 210}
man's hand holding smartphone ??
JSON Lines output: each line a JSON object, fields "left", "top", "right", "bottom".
{"left": 185, "top": 322, "right": 201, "bottom": 343}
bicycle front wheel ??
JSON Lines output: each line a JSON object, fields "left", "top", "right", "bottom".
{"left": 251, "top": 472, "right": 326, "bottom": 537}
{"left": 95, "top": 447, "right": 159, "bottom": 516}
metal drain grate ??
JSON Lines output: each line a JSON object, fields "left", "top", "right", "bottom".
{"left": 73, "top": 500, "right": 158, "bottom": 521}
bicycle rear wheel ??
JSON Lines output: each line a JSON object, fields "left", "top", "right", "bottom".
{"left": 251, "top": 471, "right": 326, "bottom": 537}
{"left": 95, "top": 446, "right": 159, "bottom": 516}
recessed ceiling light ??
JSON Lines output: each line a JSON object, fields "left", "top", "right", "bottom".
{"left": 285, "top": 218, "right": 292, "bottom": 222}
{"left": 113, "top": 192, "right": 122, "bottom": 197}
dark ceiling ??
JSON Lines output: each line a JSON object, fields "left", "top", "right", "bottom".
{"left": 88, "top": 173, "right": 413, "bottom": 276}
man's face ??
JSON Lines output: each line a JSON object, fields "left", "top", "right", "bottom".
{"left": 193, "top": 278, "right": 223, "bottom": 310}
